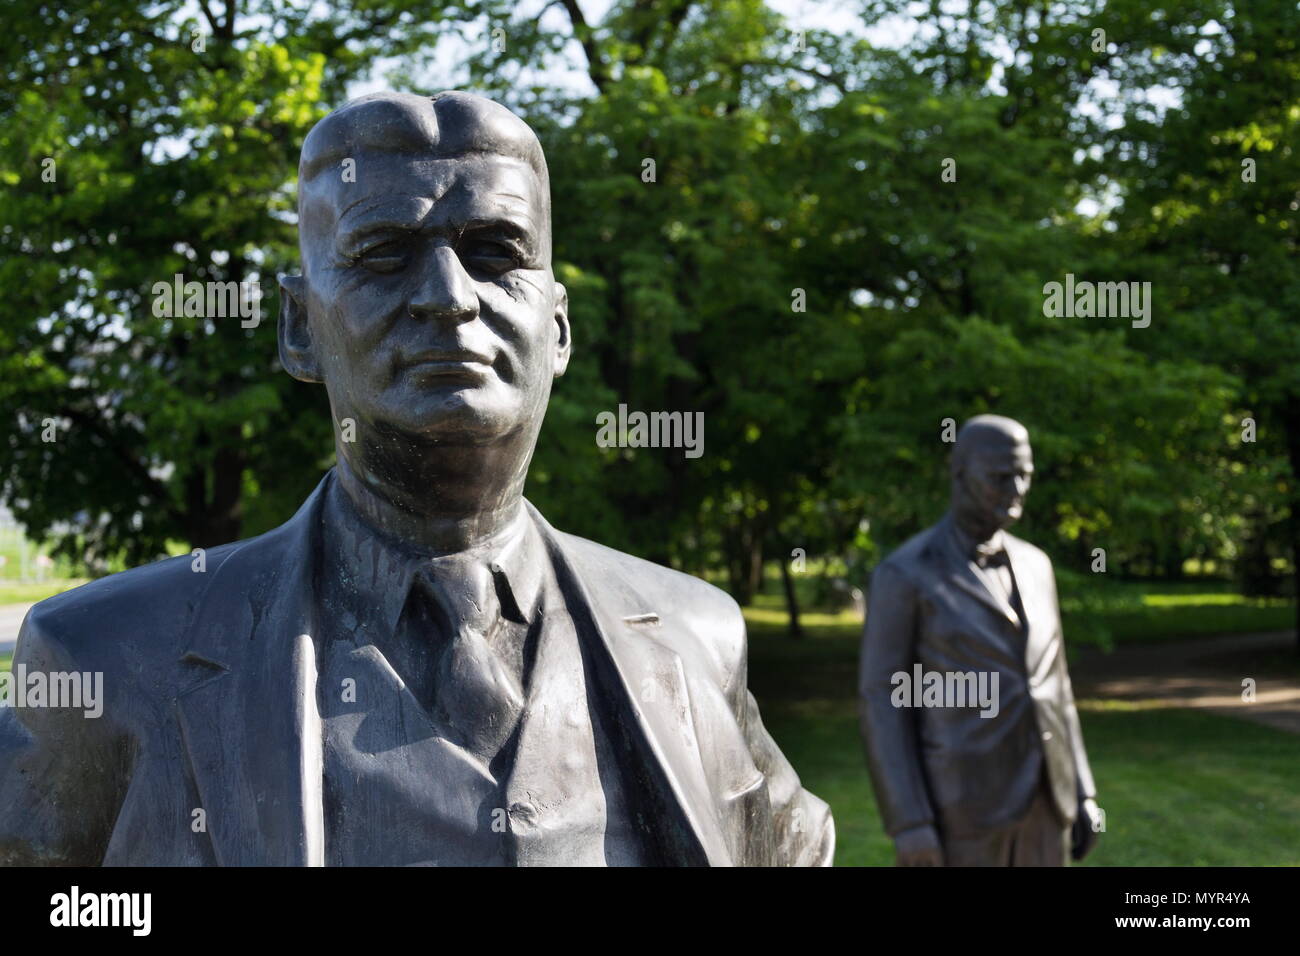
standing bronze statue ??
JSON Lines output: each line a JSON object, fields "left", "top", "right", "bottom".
{"left": 858, "top": 415, "right": 1101, "bottom": 866}
{"left": 0, "top": 91, "right": 833, "bottom": 866}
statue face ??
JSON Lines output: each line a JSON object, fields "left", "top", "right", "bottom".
{"left": 958, "top": 441, "right": 1034, "bottom": 530}
{"left": 292, "top": 151, "right": 569, "bottom": 444}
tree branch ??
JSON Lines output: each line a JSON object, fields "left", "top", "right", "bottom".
{"left": 560, "top": 0, "right": 609, "bottom": 92}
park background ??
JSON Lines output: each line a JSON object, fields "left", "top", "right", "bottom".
{"left": 0, "top": 0, "right": 1297, "bottom": 864}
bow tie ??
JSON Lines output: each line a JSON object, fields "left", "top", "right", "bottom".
{"left": 973, "top": 542, "right": 1009, "bottom": 569}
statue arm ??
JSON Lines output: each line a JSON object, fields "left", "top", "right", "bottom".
{"left": 714, "top": 595, "right": 834, "bottom": 867}
{"left": 1048, "top": 564, "right": 1096, "bottom": 800}
{"left": 858, "top": 561, "right": 936, "bottom": 835}
{"left": 1060, "top": 642, "right": 1097, "bottom": 800}
{"left": 737, "top": 684, "right": 835, "bottom": 866}
{"left": 0, "top": 608, "right": 121, "bottom": 866}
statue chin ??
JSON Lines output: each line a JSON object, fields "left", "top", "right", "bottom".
{"left": 363, "top": 389, "right": 532, "bottom": 447}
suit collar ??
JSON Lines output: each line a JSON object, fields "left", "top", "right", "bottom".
{"left": 935, "top": 516, "right": 1058, "bottom": 669}
{"left": 938, "top": 513, "right": 1022, "bottom": 629}
{"left": 1003, "top": 535, "right": 1055, "bottom": 669}
{"left": 177, "top": 473, "right": 727, "bottom": 866}
{"left": 320, "top": 474, "right": 542, "bottom": 636}
{"left": 946, "top": 515, "right": 1007, "bottom": 564}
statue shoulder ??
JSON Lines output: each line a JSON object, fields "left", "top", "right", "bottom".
{"left": 18, "top": 542, "right": 245, "bottom": 672}
{"left": 555, "top": 532, "right": 743, "bottom": 621}
{"left": 873, "top": 522, "right": 947, "bottom": 584}
{"left": 1005, "top": 532, "right": 1053, "bottom": 568}
{"left": 553, "top": 531, "right": 748, "bottom": 680}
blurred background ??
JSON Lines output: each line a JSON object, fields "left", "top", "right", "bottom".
{"left": 0, "top": 0, "right": 1297, "bottom": 863}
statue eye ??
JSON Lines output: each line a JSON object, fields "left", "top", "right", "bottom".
{"left": 461, "top": 239, "right": 518, "bottom": 274}
{"left": 358, "top": 240, "right": 407, "bottom": 273}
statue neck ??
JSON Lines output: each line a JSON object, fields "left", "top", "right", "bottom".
{"left": 951, "top": 506, "right": 1002, "bottom": 549}
{"left": 334, "top": 438, "right": 531, "bottom": 555}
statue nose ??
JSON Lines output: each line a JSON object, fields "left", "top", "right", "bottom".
{"left": 408, "top": 245, "right": 477, "bottom": 322}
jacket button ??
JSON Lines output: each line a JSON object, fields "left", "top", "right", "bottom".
{"left": 1041, "top": 731, "right": 1053, "bottom": 741}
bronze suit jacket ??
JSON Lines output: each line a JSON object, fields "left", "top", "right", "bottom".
{"left": 0, "top": 473, "right": 833, "bottom": 866}
{"left": 858, "top": 514, "right": 1095, "bottom": 839}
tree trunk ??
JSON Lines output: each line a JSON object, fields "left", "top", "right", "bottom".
{"left": 780, "top": 554, "right": 803, "bottom": 639}
{"left": 1284, "top": 399, "right": 1300, "bottom": 654}
{"left": 727, "top": 534, "right": 753, "bottom": 606}
{"left": 184, "top": 438, "right": 246, "bottom": 549}
{"left": 745, "top": 534, "right": 764, "bottom": 601}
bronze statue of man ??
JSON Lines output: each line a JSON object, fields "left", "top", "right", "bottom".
{"left": 858, "top": 415, "right": 1101, "bottom": 866}
{"left": 0, "top": 91, "right": 833, "bottom": 866}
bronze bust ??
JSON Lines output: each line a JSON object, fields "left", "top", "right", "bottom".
{"left": 0, "top": 92, "right": 833, "bottom": 867}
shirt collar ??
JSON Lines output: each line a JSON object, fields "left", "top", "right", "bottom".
{"left": 945, "top": 512, "right": 1006, "bottom": 564}
{"left": 321, "top": 472, "right": 546, "bottom": 636}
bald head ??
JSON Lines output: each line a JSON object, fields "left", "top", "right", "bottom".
{"left": 950, "top": 415, "right": 1034, "bottom": 538}
{"left": 301, "top": 91, "right": 548, "bottom": 185}
{"left": 951, "top": 415, "right": 1031, "bottom": 475}
{"left": 297, "top": 91, "right": 552, "bottom": 262}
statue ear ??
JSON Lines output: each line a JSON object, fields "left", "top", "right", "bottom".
{"left": 278, "top": 274, "right": 322, "bottom": 383}
{"left": 552, "top": 281, "right": 572, "bottom": 377}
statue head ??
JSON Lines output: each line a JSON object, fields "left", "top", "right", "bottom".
{"left": 950, "top": 415, "right": 1033, "bottom": 540}
{"left": 278, "top": 91, "right": 570, "bottom": 491}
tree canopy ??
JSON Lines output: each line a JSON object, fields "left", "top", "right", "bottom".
{"left": 0, "top": 0, "right": 1295, "bottom": 622}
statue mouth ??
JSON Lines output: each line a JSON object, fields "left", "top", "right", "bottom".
{"left": 401, "top": 350, "right": 495, "bottom": 382}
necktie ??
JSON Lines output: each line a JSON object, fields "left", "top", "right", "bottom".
{"left": 973, "top": 541, "right": 1024, "bottom": 629}
{"left": 413, "top": 556, "right": 525, "bottom": 762}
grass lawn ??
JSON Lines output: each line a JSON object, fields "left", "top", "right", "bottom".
{"left": 744, "top": 574, "right": 1294, "bottom": 650}
{"left": 0, "top": 579, "right": 87, "bottom": 606}
{"left": 748, "top": 626, "right": 1300, "bottom": 866}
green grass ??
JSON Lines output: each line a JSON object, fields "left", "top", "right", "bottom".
{"left": 0, "top": 579, "right": 87, "bottom": 606}
{"left": 757, "top": 693, "right": 1300, "bottom": 866}
{"left": 0, "top": 653, "right": 9, "bottom": 673}
{"left": 743, "top": 572, "right": 1294, "bottom": 650}
{"left": 745, "top": 616, "right": 1300, "bottom": 866}
{"left": 746, "top": 616, "right": 1300, "bottom": 866}
{"left": 1055, "top": 574, "right": 1294, "bottom": 647}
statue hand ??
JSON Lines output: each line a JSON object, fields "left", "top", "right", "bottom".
{"left": 894, "top": 824, "right": 944, "bottom": 866}
{"left": 1071, "top": 797, "right": 1104, "bottom": 861}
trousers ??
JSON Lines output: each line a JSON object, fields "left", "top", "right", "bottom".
{"left": 940, "top": 772, "right": 1071, "bottom": 867}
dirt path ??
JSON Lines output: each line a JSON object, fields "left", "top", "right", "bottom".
{"left": 1071, "top": 630, "right": 1300, "bottom": 735}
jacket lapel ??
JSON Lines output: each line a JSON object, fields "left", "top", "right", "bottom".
{"left": 1005, "top": 536, "right": 1056, "bottom": 673}
{"left": 528, "top": 504, "right": 732, "bottom": 866}
{"left": 176, "top": 475, "right": 330, "bottom": 866}
{"left": 937, "top": 517, "right": 1022, "bottom": 630}
{"left": 174, "top": 475, "right": 734, "bottom": 866}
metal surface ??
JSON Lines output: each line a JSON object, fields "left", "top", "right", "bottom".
{"left": 0, "top": 92, "right": 833, "bottom": 867}
{"left": 858, "top": 415, "right": 1100, "bottom": 866}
